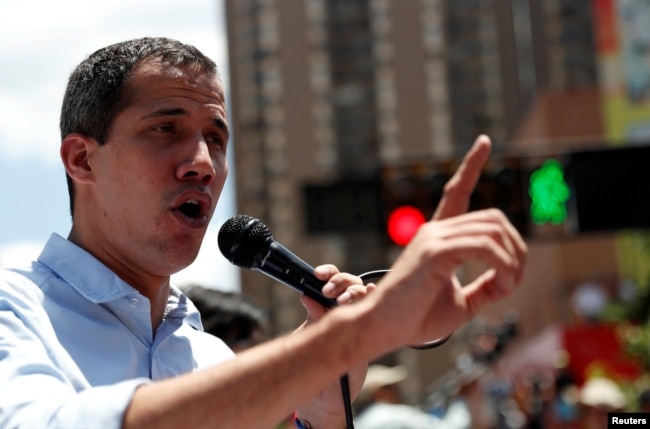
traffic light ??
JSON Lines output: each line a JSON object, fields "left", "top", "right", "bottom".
{"left": 529, "top": 159, "right": 570, "bottom": 225}
{"left": 379, "top": 163, "right": 451, "bottom": 246}
{"left": 386, "top": 205, "right": 427, "bottom": 246}
{"left": 303, "top": 178, "right": 383, "bottom": 234}
{"left": 379, "top": 156, "right": 530, "bottom": 246}
{"left": 469, "top": 156, "right": 529, "bottom": 236}
{"left": 566, "top": 144, "right": 650, "bottom": 232}
{"left": 301, "top": 143, "right": 650, "bottom": 243}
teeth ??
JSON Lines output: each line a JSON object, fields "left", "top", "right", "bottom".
{"left": 185, "top": 199, "right": 199, "bottom": 205}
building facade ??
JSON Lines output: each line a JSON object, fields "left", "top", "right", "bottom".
{"left": 224, "top": 0, "right": 624, "bottom": 405}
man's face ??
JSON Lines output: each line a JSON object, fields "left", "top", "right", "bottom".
{"left": 82, "top": 61, "right": 229, "bottom": 280}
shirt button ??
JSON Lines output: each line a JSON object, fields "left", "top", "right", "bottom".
{"left": 129, "top": 297, "right": 140, "bottom": 307}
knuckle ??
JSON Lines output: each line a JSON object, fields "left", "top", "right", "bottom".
{"left": 485, "top": 207, "right": 504, "bottom": 219}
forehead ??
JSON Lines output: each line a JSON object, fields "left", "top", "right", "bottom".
{"left": 124, "top": 60, "right": 227, "bottom": 114}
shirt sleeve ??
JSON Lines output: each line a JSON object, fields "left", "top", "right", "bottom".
{"left": 2, "top": 378, "right": 150, "bottom": 429}
{"left": 0, "top": 277, "right": 150, "bottom": 429}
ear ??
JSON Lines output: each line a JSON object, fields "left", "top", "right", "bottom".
{"left": 60, "top": 133, "right": 98, "bottom": 185}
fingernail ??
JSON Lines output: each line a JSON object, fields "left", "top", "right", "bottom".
{"left": 314, "top": 266, "right": 329, "bottom": 276}
{"left": 322, "top": 282, "right": 335, "bottom": 294}
{"left": 338, "top": 292, "right": 351, "bottom": 304}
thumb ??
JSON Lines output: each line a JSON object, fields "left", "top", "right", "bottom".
{"left": 461, "top": 268, "right": 514, "bottom": 315}
{"left": 300, "top": 295, "right": 328, "bottom": 322}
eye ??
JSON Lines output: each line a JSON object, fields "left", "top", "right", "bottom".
{"left": 205, "top": 134, "right": 227, "bottom": 148}
{"left": 153, "top": 124, "right": 175, "bottom": 133}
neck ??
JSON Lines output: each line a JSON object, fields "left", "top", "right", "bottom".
{"left": 145, "top": 284, "right": 171, "bottom": 332}
{"left": 67, "top": 225, "right": 172, "bottom": 333}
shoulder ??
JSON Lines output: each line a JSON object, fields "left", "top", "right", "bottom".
{"left": 0, "top": 267, "right": 56, "bottom": 338}
{"left": 0, "top": 266, "right": 45, "bottom": 306}
{"left": 0, "top": 234, "right": 64, "bottom": 304}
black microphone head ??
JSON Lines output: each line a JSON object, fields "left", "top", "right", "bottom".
{"left": 218, "top": 215, "right": 273, "bottom": 269}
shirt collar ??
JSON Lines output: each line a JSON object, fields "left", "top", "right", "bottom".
{"left": 37, "top": 233, "right": 203, "bottom": 329}
{"left": 167, "top": 285, "right": 203, "bottom": 330}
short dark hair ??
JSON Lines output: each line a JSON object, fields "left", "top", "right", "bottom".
{"left": 184, "top": 286, "right": 267, "bottom": 349}
{"left": 60, "top": 37, "right": 219, "bottom": 217}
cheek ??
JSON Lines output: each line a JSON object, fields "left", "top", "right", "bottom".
{"left": 114, "top": 165, "right": 148, "bottom": 197}
{"left": 104, "top": 155, "right": 159, "bottom": 210}
{"left": 212, "top": 161, "right": 228, "bottom": 198}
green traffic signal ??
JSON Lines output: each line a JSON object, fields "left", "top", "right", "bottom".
{"left": 529, "top": 159, "right": 570, "bottom": 225}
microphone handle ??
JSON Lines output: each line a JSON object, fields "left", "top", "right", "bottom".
{"left": 255, "top": 241, "right": 338, "bottom": 309}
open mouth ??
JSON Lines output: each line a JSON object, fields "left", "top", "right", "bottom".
{"left": 172, "top": 193, "right": 212, "bottom": 228}
{"left": 178, "top": 199, "right": 203, "bottom": 219}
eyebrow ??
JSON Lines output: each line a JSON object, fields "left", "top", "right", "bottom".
{"left": 143, "top": 107, "right": 230, "bottom": 135}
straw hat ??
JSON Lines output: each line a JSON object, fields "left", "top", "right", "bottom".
{"left": 579, "top": 377, "right": 627, "bottom": 411}
{"left": 358, "top": 364, "right": 408, "bottom": 402}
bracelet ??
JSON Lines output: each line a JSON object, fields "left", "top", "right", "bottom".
{"left": 293, "top": 412, "right": 312, "bottom": 429}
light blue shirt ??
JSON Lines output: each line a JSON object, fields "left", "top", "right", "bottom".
{"left": 0, "top": 233, "right": 235, "bottom": 429}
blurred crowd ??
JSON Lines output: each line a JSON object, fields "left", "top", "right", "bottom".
{"left": 187, "top": 284, "right": 648, "bottom": 429}
{"left": 417, "top": 360, "right": 632, "bottom": 429}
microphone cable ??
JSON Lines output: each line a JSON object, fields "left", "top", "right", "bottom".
{"left": 340, "top": 374, "right": 354, "bottom": 429}
{"left": 335, "top": 270, "right": 453, "bottom": 429}
{"left": 216, "top": 216, "right": 452, "bottom": 428}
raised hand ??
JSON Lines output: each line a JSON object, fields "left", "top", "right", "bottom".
{"left": 367, "top": 135, "right": 527, "bottom": 353}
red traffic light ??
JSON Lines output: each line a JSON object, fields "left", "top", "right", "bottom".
{"left": 387, "top": 205, "right": 426, "bottom": 246}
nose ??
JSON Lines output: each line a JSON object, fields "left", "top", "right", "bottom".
{"left": 177, "top": 139, "right": 215, "bottom": 185}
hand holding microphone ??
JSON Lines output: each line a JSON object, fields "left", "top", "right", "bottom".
{"left": 217, "top": 214, "right": 451, "bottom": 350}
{"left": 217, "top": 136, "right": 526, "bottom": 352}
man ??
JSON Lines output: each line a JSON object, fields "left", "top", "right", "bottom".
{"left": 0, "top": 37, "right": 526, "bottom": 429}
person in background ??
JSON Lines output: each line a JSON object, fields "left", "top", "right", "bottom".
{"left": 0, "top": 36, "right": 526, "bottom": 429}
{"left": 354, "top": 364, "right": 471, "bottom": 429}
{"left": 578, "top": 377, "right": 627, "bottom": 429}
{"left": 183, "top": 285, "right": 267, "bottom": 352}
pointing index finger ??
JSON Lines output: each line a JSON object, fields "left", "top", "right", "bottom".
{"left": 434, "top": 135, "right": 492, "bottom": 220}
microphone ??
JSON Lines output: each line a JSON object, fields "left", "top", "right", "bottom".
{"left": 218, "top": 214, "right": 453, "bottom": 351}
{"left": 218, "top": 215, "right": 337, "bottom": 309}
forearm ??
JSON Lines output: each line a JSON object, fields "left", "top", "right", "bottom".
{"left": 123, "top": 302, "right": 381, "bottom": 429}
